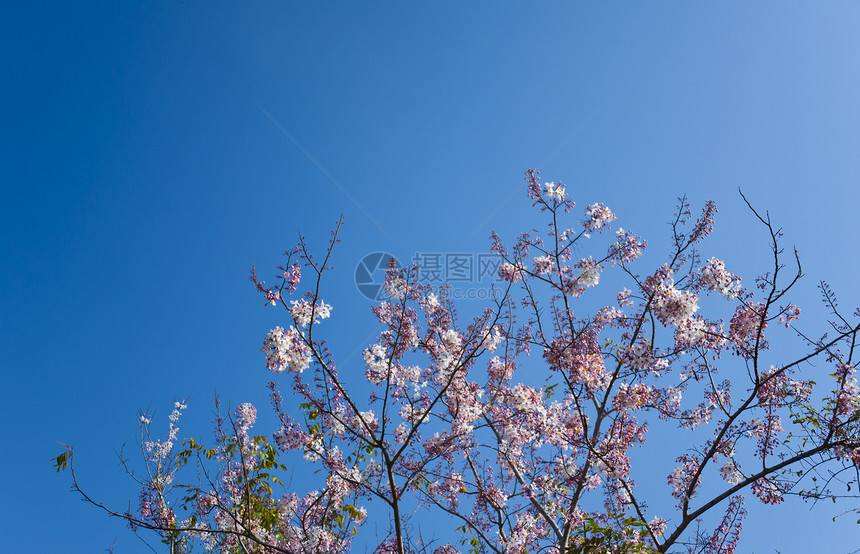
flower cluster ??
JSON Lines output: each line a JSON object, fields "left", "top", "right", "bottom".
{"left": 699, "top": 257, "right": 740, "bottom": 299}
{"left": 751, "top": 478, "right": 783, "bottom": 505}
{"left": 729, "top": 304, "right": 766, "bottom": 348}
{"left": 720, "top": 460, "right": 744, "bottom": 486}
{"left": 235, "top": 403, "right": 257, "bottom": 432}
{"left": 499, "top": 262, "right": 523, "bottom": 283}
{"left": 612, "top": 383, "right": 654, "bottom": 412}
{"left": 289, "top": 298, "right": 332, "bottom": 327}
{"left": 705, "top": 495, "right": 746, "bottom": 554}
{"left": 583, "top": 202, "right": 616, "bottom": 234}
{"left": 544, "top": 181, "right": 566, "bottom": 202}
{"left": 283, "top": 262, "right": 301, "bottom": 291}
{"left": 667, "top": 455, "right": 701, "bottom": 500}
{"left": 609, "top": 228, "right": 646, "bottom": 264}
{"left": 653, "top": 278, "right": 699, "bottom": 326}
{"left": 363, "top": 343, "right": 389, "bottom": 385}
{"left": 574, "top": 258, "right": 602, "bottom": 288}
{"left": 835, "top": 363, "right": 860, "bottom": 416}
{"left": 262, "top": 326, "right": 311, "bottom": 373}
{"left": 487, "top": 356, "right": 514, "bottom": 383}
{"left": 143, "top": 401, "right": 187, "bottom": 465}
{"left": 481, "top": 326, "right": 504, "bottom": 352}
{"left": 778, "top": 304, "right": 801, "bottom": 327}
{"left": 533, "top": 255, "right": 554, "bottom": 275}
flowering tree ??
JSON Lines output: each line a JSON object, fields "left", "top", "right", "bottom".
{"left": 58, "top": 170, "right": 860, "bottom": 553}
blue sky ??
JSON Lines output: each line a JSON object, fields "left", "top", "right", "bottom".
{"left": 3, "top": 1, "right": 860, "bottom": 552}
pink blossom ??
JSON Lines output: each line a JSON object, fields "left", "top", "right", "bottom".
{"left": 498, "top": 262, "right": 522, "bottom": 282}
{"left": 652, "top": 277, "right": 699, "bottom": 326}
{"left": 262, "top": 326, "right": 311, "bottom": 373}
{"left": 533, "top": 255, "right": 554, "bottom": 275}
{"left": 699, "top": 257, "right": 741, "bottom": 299}
{"left": 583, "top": 202, "right": 616, "bottom": 233}
{"left": 544, "top": 181, "right": 566, "bottom": 202}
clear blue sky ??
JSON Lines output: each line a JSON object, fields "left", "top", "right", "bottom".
{"left": 3, "top": 2, "right": 860, "bottom": 552}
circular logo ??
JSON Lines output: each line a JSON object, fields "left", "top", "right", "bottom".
{"left": 355, "top": 252, "right": 401, "bottom": 301}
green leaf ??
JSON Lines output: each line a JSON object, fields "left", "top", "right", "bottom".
{"left": 54, "top": 450, "right": 71, "bottom": 472}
